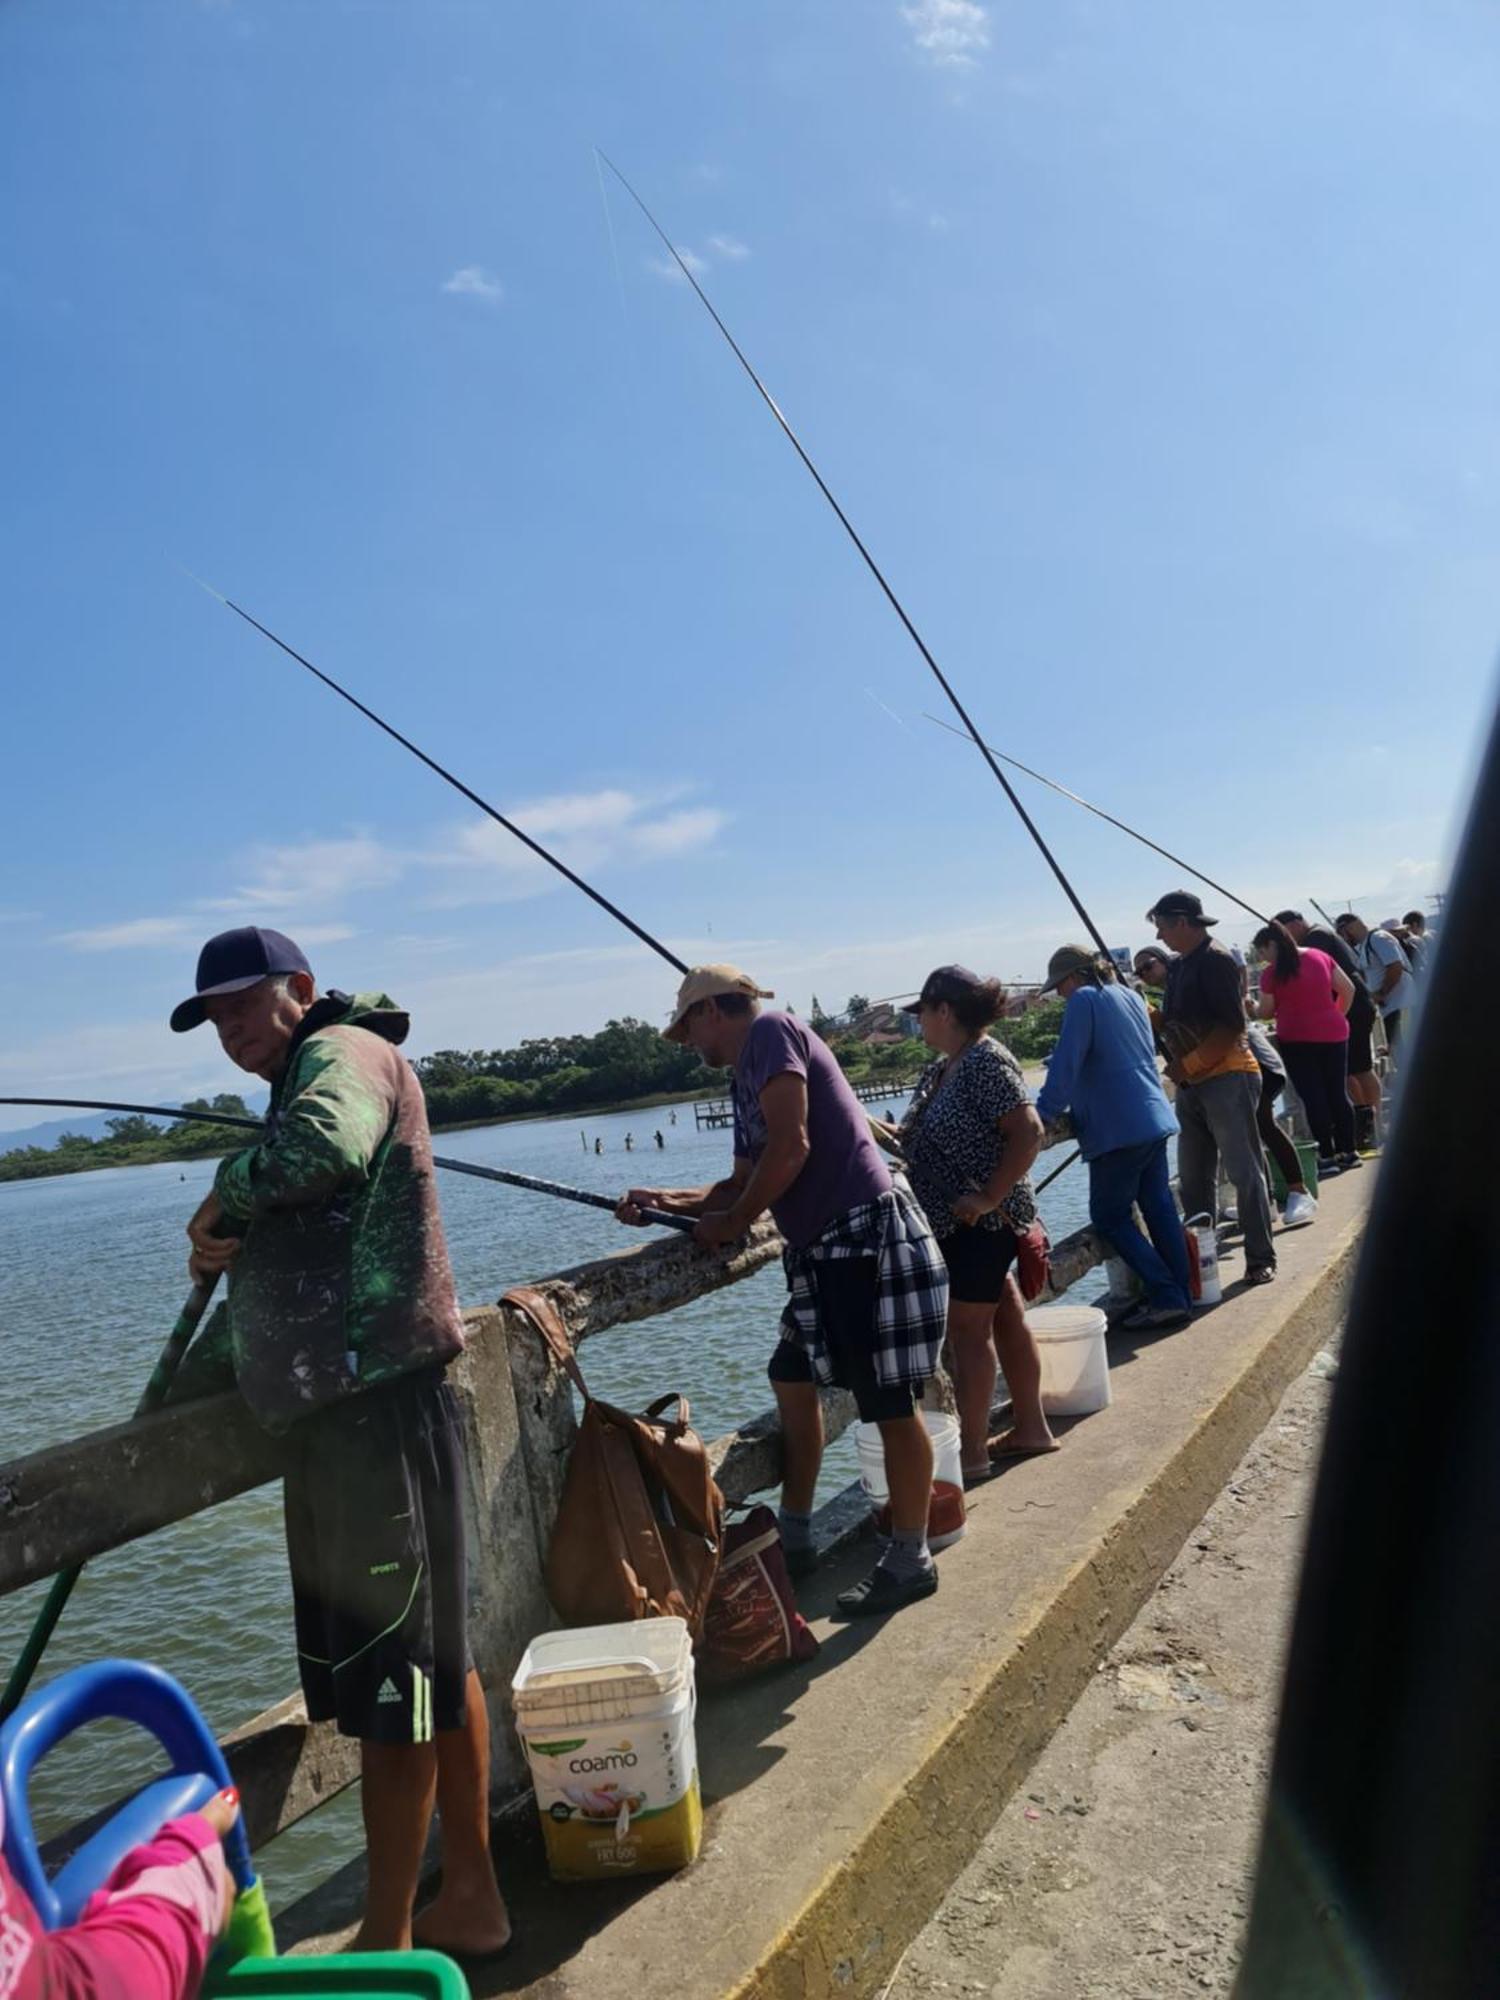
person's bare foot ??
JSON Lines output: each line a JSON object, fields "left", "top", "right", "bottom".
{"left": 986, "top": 1426, "right": 1059, "bottom": 1461}
{"left": 351, "top": 1917, "right": 413, "bottom": 1953}
{"left": 413, "top": 1874, "right": 513, "bottom": 1959}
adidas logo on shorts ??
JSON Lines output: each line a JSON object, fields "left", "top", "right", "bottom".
{"left": 377, "top": 1677, "right": 403, "bottom": 1706}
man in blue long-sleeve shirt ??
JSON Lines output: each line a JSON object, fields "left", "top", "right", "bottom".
{"left": 1034, "top": 945, "right": 1194, "bottom": 1330}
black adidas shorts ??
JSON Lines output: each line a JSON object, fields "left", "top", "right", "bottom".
{"left": 282, "top": 1369, "right": 471, "bottom": 1745}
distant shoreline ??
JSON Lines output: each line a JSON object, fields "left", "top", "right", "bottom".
{"left": 0, "top": 1075, "right": 933, "bottom": 1187}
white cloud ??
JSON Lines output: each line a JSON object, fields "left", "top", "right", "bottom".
{"left": 56, "top": 917, "right": 194, "bottom": 952}
{"left": 646, "top": 249, "right": 709, "bottom": 284}
{"left": 890, "top": 192, "right": 955, "bottom": 232}
{"left": 53, "top": 914, "right": 356, "bottom": 954}
{"left": 706, "top": 235, "right": 750, "bottom": 261}
{"left": 202, "top": 835, "right": 402, "bottom": 914}
{"left": 441, "top": 265, "right": 504, "bottom": 304}
{"left": 425, "top": 788, "right": 729, "bottom": 906}
{"left": 902, "top": 0, "right": 990, "bottom": 67}
{"left": 0, "top": 1018, "right": 243, "bottom": 1107}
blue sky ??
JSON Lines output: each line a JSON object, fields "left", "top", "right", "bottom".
{"left": 2, "top": 0, "right": 1496, "bottom": 1130}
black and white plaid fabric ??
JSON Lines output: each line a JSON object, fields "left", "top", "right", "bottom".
{"left": 779, "top": 1184, "right": 949, "bottom": 1392}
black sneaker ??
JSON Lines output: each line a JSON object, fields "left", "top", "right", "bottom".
{"left": 783, "top": 1545, "right": 818, "bottom": 1583}
{"left": 1120, "top": 1303, "right": 1192, "bottom": 1333}
{"left": 834, "top": 1562, "right": 939, "bottom": 1620}
{"left": 1317, "top": 1156, "right": 1344, "bottom": 1179}
{"left": 1335, "top": 1152, "right": 1363, "bottom": 1171}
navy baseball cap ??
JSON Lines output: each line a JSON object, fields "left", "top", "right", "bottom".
{"left": 170, "top": 927, "right": 312, "bottom": 1033}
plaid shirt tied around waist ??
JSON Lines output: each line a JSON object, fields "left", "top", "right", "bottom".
{"left": 779, "top": 1184, "right": 950, "bottom": 1393}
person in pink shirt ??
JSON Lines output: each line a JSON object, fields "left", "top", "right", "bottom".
{"left": 1251, "top": 922, "right": 1359, "bottom": 1175}
{"left": 0, "top": 1788, "right": 235, "bottom": 2000}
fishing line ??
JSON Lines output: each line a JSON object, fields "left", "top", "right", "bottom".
{"left": 0, "top": 1098, "right": 690, "bottom": 1231}
{"left": 923, "top": 713, "right": 1271, "bottom": 924}
{"left": 595, "top": 153, "right": 1112, "bottom": 960}
{"left": 592, "top": 144, "right": 640, "bottom": 390}
{"left": 181, "top": 570, "right": 689, "bottom": 975}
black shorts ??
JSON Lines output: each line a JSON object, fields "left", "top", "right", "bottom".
{"left": 1346, "top": 997, "right": 1375, "bottom": 1077}
{"left": 939, "top": 1223, "right": 1019, "bottom": 1305}
{"left": 1384, "top": 1009, "right": 1404, "bottom": 1053}
{"left": 283, "top": 1370, "right": 471, "bottom": 1744}
{"left": 767, "top": 1255, "right": 920, "bottom": 1422}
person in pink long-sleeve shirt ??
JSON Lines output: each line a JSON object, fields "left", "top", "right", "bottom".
{"left": 0, "top": 1789, "right": 237, "bottom": 2000}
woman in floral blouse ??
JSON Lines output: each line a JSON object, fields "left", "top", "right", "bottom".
{"left": 896, "top": 965, "right": 1057, "bottom": 1481}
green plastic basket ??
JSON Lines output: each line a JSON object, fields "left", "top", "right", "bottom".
{"left": 1267, "top": 1138, "right": 1321, "bottom": 1204}
{"left": 211, "top": 1951, "right": 471, "bottom": 1998}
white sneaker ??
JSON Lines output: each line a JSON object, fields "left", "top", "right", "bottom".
{"left": 1282, "top": 1190, "right": 1318, "bottom": 1229}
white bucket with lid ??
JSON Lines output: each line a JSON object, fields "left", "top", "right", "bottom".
{"left": 511, "top": 1618, "right": 701, "bottom": 1881}
{"left": 1025, "top": 1303, "right": 1112, "bottom": 1417}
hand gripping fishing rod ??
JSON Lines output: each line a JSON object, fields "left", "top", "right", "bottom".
{"left": 0, "top": 1098, "right": 694, "bottom": 1233}
{"left": 596, "top": 153, "right": 1112, "bottom": 963}
{"left": 923, "top": 713, "right": 1271, "bottom": 924}
{"left": 183, "top": 572, "right": 689, "bottom": 977}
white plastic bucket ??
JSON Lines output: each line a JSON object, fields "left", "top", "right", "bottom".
{"left": 511, "top": 1619, "right": 701, "bottom": 1880}
{"left": 855, "top": 1410, "right": 966, "bottom": 1550}
{"left": 511, "top": 1618, "right": 691, "bottom": 1725}
{"left": 1025, "top": 1304, "right": 1112, "bottom": 1417}
{"left": 1184, "top": 1213, "right": 1222, "bottom": 1305}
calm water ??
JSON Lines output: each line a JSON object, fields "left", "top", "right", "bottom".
{"left": 0, "top": 1091, "right": 1096, "bottom": 1907}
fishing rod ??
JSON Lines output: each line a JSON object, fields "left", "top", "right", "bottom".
{"left": 183, "top": 573, "right": 689, "bottom": 976}
{"left": 428, "top": 1156, "right": 692, "bottom": 1233}
{"left": 0, "top": 1096, "right": 260, "bottom": 1130}
{"left": 1310, "top": 898, "right": 1338, "bottom": 927}
{"left": 0, "top": 1098, "right": 692, "bottom": 1232}
{"left": 0, "top": 1273, "right": 223, "bottom": 1724}
{"left": 923, "top": 713, "right": 1271, "bottom": 924}
{"left": 596, "top": 153, "right": 1112, "bottom": 963}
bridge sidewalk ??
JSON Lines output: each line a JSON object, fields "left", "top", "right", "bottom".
{"left": 289, "top": 1169, "right": 1371, "bottom": 1998}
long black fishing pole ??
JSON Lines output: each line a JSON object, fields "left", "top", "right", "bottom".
{"left": 923, "top": 713, "right": 1271, "bottom": 924}
{"left": 183, "top": 572, "right": 689, "bottom": 976}
{"left": 0, "top": 1096, "right": 261, "bottom": 1130}
{"left": 0, "top": 1098, "right": 691, "bottom": 1232}
{"left": 0, "top": 1271, "right": 223, "bottom": 1723}
{"left": 596, "top": 152, "right": 1112, "bottom": 961}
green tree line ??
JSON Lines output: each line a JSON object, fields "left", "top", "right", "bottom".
{"left": 0, "top": 1005, "right": 1061, "bottom": 1184}
{"left": 0, "top": 1097, "right": 257, "bottom": 1184}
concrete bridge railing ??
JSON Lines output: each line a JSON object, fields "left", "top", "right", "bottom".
{"left": 0, "top": 1144, "right": 1106, "bottom": 1876}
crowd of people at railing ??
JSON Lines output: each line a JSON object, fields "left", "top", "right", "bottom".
{"left": 0, "top": 900, "right": 1426, "bottom": 1992}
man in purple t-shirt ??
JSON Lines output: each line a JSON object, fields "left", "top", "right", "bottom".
{"left": 616, "top": 965, "right": 949, "bottom": 1620}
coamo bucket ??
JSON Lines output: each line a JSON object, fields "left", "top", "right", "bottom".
{"left": 511, "top": 1620, "right": 702, "bottom": 1882}
{"left": 855, "top": 1410, "right": 966, "bottom": 1550}
{"left": 1025, "top": 1304, "right": 1112, "bottom": 1418}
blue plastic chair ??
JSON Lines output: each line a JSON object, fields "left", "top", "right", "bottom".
{"left": 0, "top": 1658, "right": 255, "bottom": 1927}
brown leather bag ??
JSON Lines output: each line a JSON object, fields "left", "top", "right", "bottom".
{"left": 504, "top": 1286, "right": 724, "bottom": 1637}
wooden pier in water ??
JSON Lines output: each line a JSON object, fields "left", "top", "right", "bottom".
{"left": 692, "top": 1077, "right": 908, "bottom": 1128}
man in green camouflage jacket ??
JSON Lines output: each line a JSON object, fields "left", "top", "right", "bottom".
{"left": 172, "top": 925, "right": 510, "bottom": 1961}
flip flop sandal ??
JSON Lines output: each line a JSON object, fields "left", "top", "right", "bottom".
{"left": 987, "top": 1437, "right": 1062, "bottom": 1462}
